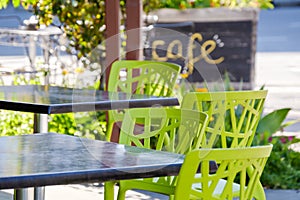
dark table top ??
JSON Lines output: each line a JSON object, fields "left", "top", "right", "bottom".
{"left": 0, "top": 132, "right": 184, "bottom": 189}
{"left": 0, "top": 85, "right": 179, "bottom": 114}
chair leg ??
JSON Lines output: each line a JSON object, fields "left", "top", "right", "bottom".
{"left": 253, "top": 182, "right": 266, "bottom": 200}
{"left": 106, "top": 122, "right": 113, "bottom": 141}
{"left": 247, "top": 166, "right": 266, "bottom": 200}
{"left": 104, "top": 181, "right": 115, "bottom": 200}
{"left": 169, "top": 194, "right": 175, "bottom": 200}
{"left": 110, "top": 124, "right": 121, "bottom": 143}
{"left": 116, "top": 184, "right": 127, "bottom": 200}
{"left": 106, "top": 122, "right": 121, "bottom": 142}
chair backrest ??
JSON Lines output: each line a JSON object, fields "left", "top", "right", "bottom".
{"left": 174, "top": 144, "right": 273, "bottom": 200}
{"left": 107, "top": 60, "right": 181, "bottom": 96}
{"left": 106, "top": 60, "right": 181, "bottom": 141}
{"left": 119, "top": 107, "right": 208, "bottom": 155}
{"left": 181, "top": 90, "right": 268, "bottom": 148}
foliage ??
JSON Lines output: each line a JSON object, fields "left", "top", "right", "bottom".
{"left": 0, "top": 110, "right": 33, "bottom": 136}
{"left": 48, "top": 112, "right": 107, "bottom": 140}
{"left": 143, "top": 0, "right": 161, "bottom": 14}
{"left": 73, "top": 111, "right": 107, "bottom": 140}
{"left": 0, "top": 0, "right": 161, "bottom": 60}
{"left": 0, "top": 0, "right": 19, "bottom": 9}
{"left": 23, "top": 0, "right": 106, "bottom": 60}
{"left": 254, "top": 108, "right": 291, "bottom": 145}
{"left": 260, "top": 136, "right": 300, "bottom": 189}
{"left": 253, "top": 108, "right": 300, "bottom": 189}
{"left": 156, "top": 0, "right": 274, "bottom": 9}
{"left": 0, "top": 0, "right": 107, "bottom": 60}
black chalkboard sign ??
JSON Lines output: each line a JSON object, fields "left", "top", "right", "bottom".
{"left": 144, "top": 8, "right": 258, "bottom": 89}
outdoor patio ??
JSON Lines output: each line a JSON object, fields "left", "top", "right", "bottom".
{"left": 0, "top": 1, "right": 300, "bottom": 200}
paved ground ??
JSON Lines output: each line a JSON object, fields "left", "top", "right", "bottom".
{"left": 1, "top": 183, "right": 300, "bottom": 200}
{"left": 256, "top": 52, "right": 300, "bottom": 132}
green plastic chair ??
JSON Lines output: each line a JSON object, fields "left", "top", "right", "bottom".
{"left": 181, "top": 90, "right": 268, "bottom": 200}
{"left": 181, "top": 90, "right": 268, "bottom": 148}
{"left": 106, "top": 60, "right": 181, "bottom": 141}
{"left": 173, "top": 144, "right": 273, "bottom": 200}
{"left": 104, "top": 107, "right": 209, "bottom": 200}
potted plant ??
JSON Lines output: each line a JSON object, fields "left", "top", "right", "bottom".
{"left": 143, "top": 0, "right": 274, "bottom": 89}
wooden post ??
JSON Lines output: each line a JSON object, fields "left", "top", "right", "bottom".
{"left": 105, "top": 0, "right": 121, "bottom": 143}
{"left": 125, "top": 0, "right": 142, "bottom": 60}
{"left": 105, "top": 0, "right": 142, "bottom": 142}
{"left": 105, "top": 0, "right": 120, "bottom": 89}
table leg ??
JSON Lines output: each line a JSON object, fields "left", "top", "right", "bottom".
{"left": 28, "top": 35, "right": 36, "bottom": 70}
{"left": 14, "top": 189, "right": 28, "bottom": 200}
{"left": 13, "top": 114, "right": 48, "bottom": 200}
{"left": 33, "top": 113, "right": 48, "bottom": 133}
{"left": 41, "top": 35, "right": 50, "bottom": 85}
{"left": 33, "top": 113, "right": 48, "bottom": 200}
{"left": 34, "top": 187, "right": 45, "bottom": 200}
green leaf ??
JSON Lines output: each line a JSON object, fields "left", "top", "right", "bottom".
{"left": 0, "top": 0, "right": 9, "bottom": 9}
{"left": 256, "top": 108, "right": 291, "bottom": 135}
{"left": 281, "top": 119, "right": 300, "bottom": 128}
{"left": 12, "top": 0, "right": 20, "bottom": 7}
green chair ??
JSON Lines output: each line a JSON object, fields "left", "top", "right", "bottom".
{"left": 104, "top": 107, "right": 209, "bottom": 200}
{"left": 173, "top": 145, "right": 273, "bottom": 200}
{"left": 181, "top": 90, "right": 268, "bottom": 199}
{"left": 106, "top": 60, "right": 181, "bottom": 141}
{"left": 181, "top": 90, "right": 268, "bottom": 148}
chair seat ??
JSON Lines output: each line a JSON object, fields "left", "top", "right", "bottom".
{"left": 193, "top": 174, "right": 242, "bottom": 197}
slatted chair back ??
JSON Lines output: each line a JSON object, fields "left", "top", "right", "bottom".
{"left": 181, "top": 90, "right": 268, "bottom": 148}
{"left": 119, "top": 107, "right": 208, "bottom": 154}
{"left": 106, "top": 60, "right": 181, "bottom": 141}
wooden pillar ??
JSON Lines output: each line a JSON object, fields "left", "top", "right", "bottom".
{"left": 125, "top": 0, "right": 142, "bottom": 60}
{"left": 105, "top": 0, "right": 142, "bottom": 143}
{"left": 105, "top": 0, "right": 120, "bottom": 89}
{"left": 105, "top": 0, "right": 121, "bottom": 143}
